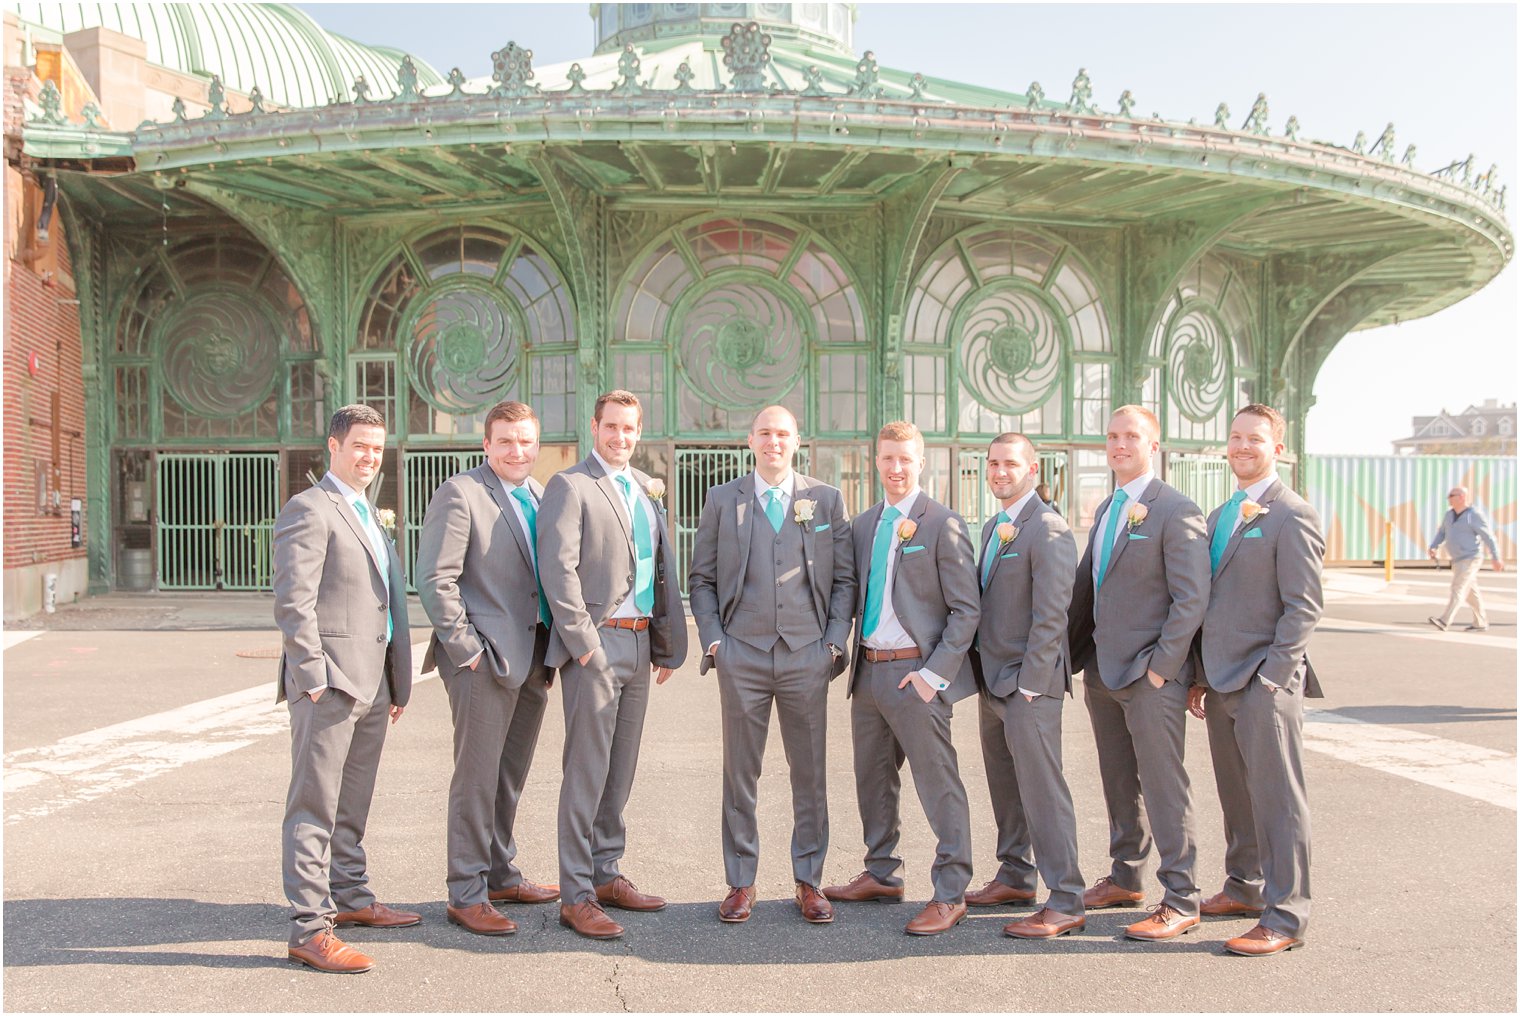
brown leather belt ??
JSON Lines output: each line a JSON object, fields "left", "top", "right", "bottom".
{"left": 863, "top": 646, "right": 921, "bottom": 663}
{"left": 602, "top": 617, "right": 650, "bottom": 631}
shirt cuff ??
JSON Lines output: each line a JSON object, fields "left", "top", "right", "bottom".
{"left": 919, "top": 667, "right": 949, "bottom": 691}
{"left": 1017, "top": 686, "right": 1042, "bottom": 699}
{"left": 1258, "top": 673, "right": 1282, "bottom": 691}
{"left": 707, "top": 640, "right": 721, "bottom": 656}
{"left": 463, "top": 648, "right": 484, "bottom": 670}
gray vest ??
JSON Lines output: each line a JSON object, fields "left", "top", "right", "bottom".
{"left": 727, "top": 505, "right": 823, "bottom": 652}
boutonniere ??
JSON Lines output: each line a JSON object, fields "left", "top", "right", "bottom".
{"left": 794, "top": 498, "right": 816, "bottom": 524}
{"left": 997, "top": 521, "right": 1019, "bottom": 546}
{"left": 896, "top": 518, "right": 918, "bottom": 543}
{"left": 1125, "top": 502, "right": 1149, "bottom": 531}
{"left": 376, "top": 508, "right": 397, "bottom": 536}
{"left": 644, "top": 478, "right": 666, "bottom": 505}
{"left": 1240, "top": 499, "right": 1268, "bottom": 522}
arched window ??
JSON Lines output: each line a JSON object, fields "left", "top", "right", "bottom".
{"left": 611, "top": 216, "right": 869, "bottom": 437}
{"left": 353, "top": 226, "right": 575, "bottom": 440}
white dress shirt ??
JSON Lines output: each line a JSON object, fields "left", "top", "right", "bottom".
{"left": 1091, "top": 470, "right": 1155, "bottom": 586}
{"left": 326, "top": 472, "right": 389, "bottom": 603}
{"left": 863, "top": 488, "right": 947, "bottom": 691}
{"left": 592, "top": 450, "right": 657, "bottom": 620}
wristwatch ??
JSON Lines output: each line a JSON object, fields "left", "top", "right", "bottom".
{"left": 826, "top": 643, "right": 843, "bottom": 660}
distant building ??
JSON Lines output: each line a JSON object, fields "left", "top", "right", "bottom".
{"left": 1393, "top": 400, "right": 1517, "bottom": 456}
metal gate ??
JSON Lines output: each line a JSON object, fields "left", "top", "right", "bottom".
{"left": 156, "top": 452, "right": 281, "bottom": 590}
{"left": 669, "top": 446, "right": 811, "bottom": 595}
{"left": 1167, "top": 452, "right": 1231, "bottom": 515}
{"left": 954, "top": 448, "right": 1071, "bottom": 532}
{"left": 402, "top": 449, "right": 484, "bottom": 591}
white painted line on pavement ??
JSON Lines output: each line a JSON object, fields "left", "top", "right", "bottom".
{"left": 1304, "top": 710, "right": 1516, "bottom": 811}
{"left": 3, "top": 644, "right": 435, "bottom": 825}
{"left": 1316, "top": 615, "right": 1517, "bottom": 650}
{"left": 3, "top": 631, "right": 44, "bottom": 650}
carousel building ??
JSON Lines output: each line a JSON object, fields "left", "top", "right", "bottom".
{"left": 3, "top": 2, "right": 1511, "bottom": 610}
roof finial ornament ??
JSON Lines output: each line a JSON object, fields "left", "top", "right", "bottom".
{"left": 170, "top": 96, "right": 188, "bottom": 123}
{"left": 81, "top": 102, "right": 106, "bottom": 129}
{"left": 909, "top": 73, "right": 930, "bottom": 102}
{"left": 446, "top": 68, "right": 468, "bottom": 98}
{"left": 1461, "top": 154, "right": 1474, "bottom": 184}
{"left": 847, "top": 51, "right": 883, "bottom": 98}
{"left": 800, "top": 65, "right": 827, "bottom": 97}
{"left": 351, "top": 75, "right": 371, "bottom": 105}
{"left": 396, "top": 56, "right": 422, "bottom": 102}
{"left": 1066, "top": 68, "right": 1092, "bottom": 114}
{"left": 1026, "top": 81, "right": 1045, "bottom": 110}
{"left": 565, "top": 63, "right": 587, "bottom": 95}
{"left": 1116, "top": 90, "right": 1135, "bottom": 118}
{"left": 673, "top": 60, "right": 697, "bottom": 95}
{"left": 722, "top": 22, "right": 772, "bottom": 93}
{"left": 612, "top": 44, "right": 646, "bottom": 97}
{"left": 247, "top": 86, "right": 267, "bottom": 115}
{"left": 1213, "top": 102, "right": 1230, "bottom": 129}
{"left": 1242, "top": 93, "right": 1269, "bottom": 135}
{"left": 204, "top": 75, "right": 228, "bottom": 120}
{"left": 1401, "top": 144, "right": 1417, "bottom": 169}
{"left": 490, "top": 42, "right": 538, "bottom": 98}
{"left": 32, "top": 80, "right": 66, "bottom": 124}
{"left": 1371, "top": 122, "right": 1396, "bottom": 161}
{"left": 1283, "top": 115, "right": 1300, "bottom": 141}
{"left": 1351, "top": 130, "right": 1367, "bottom": 155}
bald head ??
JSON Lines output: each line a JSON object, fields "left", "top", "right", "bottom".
{"left": 749, "top": 405, "right": 801, "bottom": 484}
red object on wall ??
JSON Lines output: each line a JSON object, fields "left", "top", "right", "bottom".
{"left": 26, "top": 351, "right": 41, "bottom": 377}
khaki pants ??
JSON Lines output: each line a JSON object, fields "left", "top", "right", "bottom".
{"left": 1439, "top": 557, "right": 1486, "bottom": 628}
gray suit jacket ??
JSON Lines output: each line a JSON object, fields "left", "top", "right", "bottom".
{"left": 687, "top": 473, "right": 855, "bottom": 678}
{"left": 272, "top": 476, "right": 413, "bottom": 708}
{"left": 1068, "top": 478, "right": 1209, "bottom": 690}
{"left": 1198, "top": 479, "right": 1325, "bottom": 697}
{"left": 415, "top": 463, "right": 552, "bottom": 688}
{"left": 538, "top": 455, "right": 688, "bottom": 671}
{"left": 848, "top": 494, "right": 981, "bottom": 702}
{"left": 970, "top": 496, "right": 1077, "bottom": 699}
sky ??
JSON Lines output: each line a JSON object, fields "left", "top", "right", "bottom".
{"left": 299, "top": 2, "right": 1518, "bottom": 455}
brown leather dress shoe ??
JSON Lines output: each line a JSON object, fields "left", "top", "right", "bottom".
{"left": 447, "top": 902, "right": 518, "bottom": 936}
{"left": 795, "top": 882, "right": 834, "bottom": 924}
{"left": 1082, "top": 875, "right": 1145, "bottom": 909}
{"left": 718, "top": 885, "right": 757, "bottom": 923}
{"left": 821, "top": 871, "right": 906, "bottom": 903}
{"left": 1003, "top": 907, "right": 1085, "bottom": 939}
{"left": 904, "top": 900, "right": 967, "bottom": 936}
{"left": 287, "top": 930, "right": 374, "bottom": 973}
{"left": 489, "top": 880, "right": 561, "bottom": 904}
{"left": 333, "top": 902, "right": 421, "bottom": 928}
{"left": 1124, "top": 903, "right": 1200, "bottom": 940}
{"left": 560, "top": 899, "right": 624, "bottom": 940}
{"left": 595, "top": 875, "right": 667, "bottom": 912}
{"left": 1225, "top": 923, "right": 1303, "bottom": 956}
{"left": 965, "top": 879, "right": 1038, "bottom": 907}
{"left": 1201, "top": 890, "right": 1264, "bottom": 918}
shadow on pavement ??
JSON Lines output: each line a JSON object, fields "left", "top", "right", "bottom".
{"left": 2, "top": 897, "right": 1233, "bottom": 966}
{"left": 1320, "top": 704, "right": 1517, "bottom": 725}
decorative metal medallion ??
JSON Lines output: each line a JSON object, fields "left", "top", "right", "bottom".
{"left": 955, "top": 282, "right": 1064, "bottom": 416}
{"left": 403, "top": 279, "right": 524, "bottom": 413}
{"left": 159, "top": 291, "right": 279, "bottom": 417}
{"left": 1166, "top": 303, "right": 1230, "bottom": 423}
{"left": 675, "top": 274, "right": 807, "bottom": 410}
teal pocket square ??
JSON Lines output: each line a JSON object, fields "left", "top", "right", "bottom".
{"left": 1000, "top": 551, "right": 1019, "bottom": 559}
{"left": 902, "top": 545, "right": 926, "bottom": 554}
{"left": 1243, "top": 529, "right": 1263, "bottom": 539}
{"left": 1127, "top": 533, "right": 1149, "bottom": 541}
{"left": 814, "top": 523, "right": 831, "bottom": 532}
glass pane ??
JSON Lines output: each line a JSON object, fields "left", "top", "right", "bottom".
{"left": 115, "top": 366, "right": 148, "bottom": 441}
{"left": 817, "top": 352, "right": 867, "bottom": 435}
{"left": 529, "top": 353, "right": 574, "bottom": 439}
{"left": 288, "top": 360, "right": 325, "bottom": 439}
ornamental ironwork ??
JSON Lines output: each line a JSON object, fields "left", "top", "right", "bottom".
{"left": 954, "top": 281, "right": 1065, "bottom": 416}
{"left": 401, "top": 278, "right": 525, "bottom": 413}
{"left": 490, "top": 42, "right": 538, "bottom": 98}
{"left": 674, "top": 273, "right": 808, "bottom": 410}
{"left": 158, "top": 291, "right": 280, "bottom": 418}
{"left": 1067, "top": 69, "right": 1093, "bottom": 114}
{"left": 1165, "top": 302, "right": 1231, "bottom": 423}
{"left": 721, "top": 22, "right": 772, "bottom": 93}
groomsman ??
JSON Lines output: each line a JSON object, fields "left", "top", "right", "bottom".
{"left": 416, "top": 400, "right": 559, "bottom": 938}
{"left": 966, "top": 433, "right": 1087, "bottom": 939}
{"left": 1187, "top": 404, "right": 1324, "bottom": 957}
{"left": 274, "top": 404, "right": 417, "bottom": 974}
{"left": 538, "top": 390, "right": 688, "bottom": 940}
{"left": 1068, "top": 405, "right": 1209, "bottom": 941}
{"left": 688, "top": 405, "right": 854, "bottom": 925}
{"left": 823, "top": 421, "right": 981, "bottom": 936}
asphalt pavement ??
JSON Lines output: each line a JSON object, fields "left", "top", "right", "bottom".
{"left": 2, "top": 568, "right": 1514, "bottom": 1012}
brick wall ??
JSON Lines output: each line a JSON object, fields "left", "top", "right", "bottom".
{"left": 4, "top": 162, "right": 89, "bottom": 572}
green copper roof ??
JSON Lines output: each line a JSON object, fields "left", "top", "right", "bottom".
{"left": 6, "top": 1, "right": 443, "bottom": 107}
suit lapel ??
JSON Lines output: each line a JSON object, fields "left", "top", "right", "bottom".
{"left": 323, "top": 478, "right": 384, "bottom": 578}
{"left": 793, "top": 476, "right": 827, "bottom": 625}
{"left": 1217, "top": 479, "right": 1281, "bottom": 576}
{"left": 588, "top": 456, "right": 635, "bottom": 551}
{"left": 1103, "top": 477, "right": 1159, "bottom": 579}
{"left": 985, "top": 494, "right": 1041, "bottom": 587}
{"left": 481, "top": 465, "right": 534, "bottom": 571}
{"left": 890, "top": 495, "right": 931, "bottom": 621}
{"left": 733, "top": 473, "right": 756, "bottom": 602}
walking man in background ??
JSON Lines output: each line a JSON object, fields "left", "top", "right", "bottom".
{"left": 967, "top": 433, "right": 1086, "bottom": 940}
{"left": 688, "top": 405, "right": 854, "bottom": 926}
{"left": 539, "top": 390, "right": 689, "bottom": 940}
{"left": 274, "top": 404, "right": 417, "bottom": 974}
{"left": 416, "top": 400, "right": 559, "bottom": 938}
{"left": 1428, "top": 485, "right": 1503, "bottom": 632}
{"left": 1188, "top": 404, "right": 1324, "bottom": 957}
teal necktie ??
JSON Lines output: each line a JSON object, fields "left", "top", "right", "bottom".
{"left": 1095, "top": 489, "right": 1129, "bottom": 591}
{"left": 354, "top": 499, "right": 392, "bottom": 642}
{"left": 511, "top": 487, "right": 552, "bottom": 627}
{"left": 981, "top": 510, "right": 1009, "bottom": 586}
{"left": 1211, "top": 490, "right": 1248, "bottom": 573}
{"left": 862, "top": 505, "right": 902, "bottom": 639}
{"left": 764, "top": 487, "right": 784, "bottom": 533}
{"left": 616, "top": 475, "right": 655, "bottom": 615}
